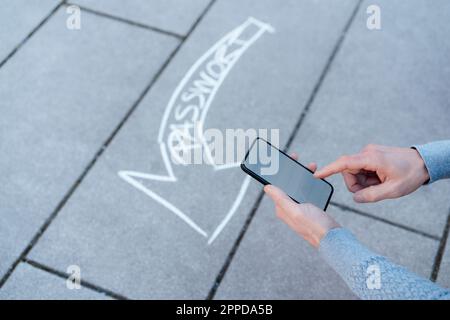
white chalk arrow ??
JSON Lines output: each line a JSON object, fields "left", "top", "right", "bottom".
{"left": 118, "top": 17, "right": 274, "bottom": 244}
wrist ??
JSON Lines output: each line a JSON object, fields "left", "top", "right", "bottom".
{"left": 411, "top": 147, "right": 430, "bottom": 185}
{"left": 314, "top": 221, "right": 341, "bottom": 248}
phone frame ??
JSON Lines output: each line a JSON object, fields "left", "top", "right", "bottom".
{"left": 240, "top": 137, "right": 334, "bottom": 211}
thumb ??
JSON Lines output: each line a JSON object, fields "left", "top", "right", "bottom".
{"left": 264, "top": 185, "right": 298, "bottom": 212}
{"left": 353, "top": 182, "right": 396, "bottom": 203}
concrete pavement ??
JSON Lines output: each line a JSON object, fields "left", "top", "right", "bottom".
{"left": 1, "top": 0, "right": 449, "bottom": 299}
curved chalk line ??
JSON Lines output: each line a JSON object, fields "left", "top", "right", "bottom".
{"left": 118, "top": 17, "right": 274, "bottom": 244}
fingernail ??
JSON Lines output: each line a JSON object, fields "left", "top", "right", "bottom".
{"left": 265, "top": 185, "right": 283, "bottom": 198}
{"left": 264, "top": 185, "right": 272, "bottom": 193}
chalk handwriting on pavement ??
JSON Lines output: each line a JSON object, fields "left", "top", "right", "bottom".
{"left": 118, "top": 17, "right": 275, "bottom": 245}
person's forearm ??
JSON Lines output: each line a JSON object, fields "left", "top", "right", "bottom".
{"left": 414, "top": 140, "right": 450, "bottom": 183}
{"left": 319, "top": 228, "right": 450, "bottom": 300}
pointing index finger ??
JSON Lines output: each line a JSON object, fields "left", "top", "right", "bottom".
{"left": 314, "top": 154, "right": 371, "bottom": 179}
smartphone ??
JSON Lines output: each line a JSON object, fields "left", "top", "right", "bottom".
{"left": 241, "top": 137, "right": 334, "bottom": 210}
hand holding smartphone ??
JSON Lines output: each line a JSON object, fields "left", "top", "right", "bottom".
{"left": 241, "top": 138, "right": 334, "bottom": 210}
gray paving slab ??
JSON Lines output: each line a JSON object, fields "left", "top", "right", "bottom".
{"left": 215, "top": 199, "right": 438, "bottom": 299}
{"left": 0, "top": 8, "right": 178, "bottom": 279}
{"left": 288, "top": 0, "right": 450, "bottom": 237}
{"left": 74, "top": 0, "right": 210, "bottom": 36}
{"left": 0, "top": 263, "right": 110, "bottom": 300}
{"left": 0, "top": 0, "right": 59, "bottom": 63}
{"left": 437, "top": 229, "right": 450, "bottom": 288}
{"left": 28, "top": 0, "right": 359, "bottom": 298}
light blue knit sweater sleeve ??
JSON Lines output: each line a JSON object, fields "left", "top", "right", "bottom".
{"left": 413, "top": 140, "right": 450, "bottom": 183}
{"left": 317, "top": 140, "right": 450, "bottom": 299}
{"left": 319, "top": 228, "right": 450, "bottom": 300}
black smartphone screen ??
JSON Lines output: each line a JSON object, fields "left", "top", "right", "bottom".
{"left": 241, "top": 138, "right": 333, "bottom": 210}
